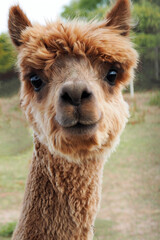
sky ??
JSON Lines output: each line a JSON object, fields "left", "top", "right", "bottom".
{"left": 0, "top": 0, "right": 71, "bottom": 34}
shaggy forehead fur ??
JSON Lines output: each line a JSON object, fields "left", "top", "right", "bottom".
{"left": 20, "top": 20, "right": 137, "bottom": 71}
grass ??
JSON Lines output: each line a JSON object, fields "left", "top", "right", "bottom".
{"left": 149, "top": 91, "right": 160, "bottom": 107}
{"left": 93, "top": 219, "right": 121, "bottom": 240}
{"left": 0, "top": 220, "right": 117, "bottom": 240}
{"left": 0, "top": 222, "right": 16, "bottom": 238}
{"left": 0, "top": 96, "right": 32, "bottom": 156}
{"left": 0, "top": 95, "right": 33, "bottom": 232}
{"left": 0, "top": 91, "right": 160, "bottom": 240}
{"left": 97, "top": 92, "right": 160, "bottom": 240}
{"left": 128, "top": 99, "right": 146, "bottom": 124}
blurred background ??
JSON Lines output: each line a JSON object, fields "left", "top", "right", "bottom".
{"left": 0, "top": 0, "right": 160, "bottom": 239}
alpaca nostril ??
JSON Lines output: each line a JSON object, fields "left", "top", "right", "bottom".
{"left": 61, "top": 92, "right": 78, "bottom": 106}
{"left": 81, "top": 91, "right": 91, "bottom": 100}
{"left": 60, "top": 81, "right": 92, "bottom": 106}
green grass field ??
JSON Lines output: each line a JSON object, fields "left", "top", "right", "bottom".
{"left": 0, "top": 91, "right": 160, "bottom": 240}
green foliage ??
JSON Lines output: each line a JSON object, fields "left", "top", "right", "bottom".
{"left": 149, "top": 91, "right": 160, "bottom": 107}
{"left": 0, "top": 33, "right": 16, "bottom": 74}
{"left": 133, "top": 2, "right": 160, "bottom": 34}
{"left": 133, "top": 2, "right": 160, "bottom": 87}
{"left": 133, "top": 2, "right": 160, "bottom": 61}
{"left": 133, "top": 0, "right": 160, "bottom": 6}
{"left": 62, "top": 0, "right": 109, "bottom": 19}
{"left": 135, "top": 33, "right": 160, "bottom": 50}
{"left": 78, "top": 0, "right": 103, "bottom": 10}
{"left": 0, "top": 222, "right": 16, "bottom": 237}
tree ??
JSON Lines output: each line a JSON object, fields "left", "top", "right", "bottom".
{"left": 0, "top": 33, "right": 16, "bottom": 74}
{"left": 133, "top": 2, "right": 160, "bottom": 86}
{"left": 133, "top": 0, "right": 160, "bottom": 6}
{"left": 61, "top": 0, "right": 109, "bottom": 20}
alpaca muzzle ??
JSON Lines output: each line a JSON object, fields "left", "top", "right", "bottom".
{"left": 55, "top": 81, "right": 101, "bottom": 135}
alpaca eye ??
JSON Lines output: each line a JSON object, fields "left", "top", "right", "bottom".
{"left": 104, "top": 69, "right": 117, "bottom": 86}
{"left": 30, "top": 74, "right": 43, "bottom": 92}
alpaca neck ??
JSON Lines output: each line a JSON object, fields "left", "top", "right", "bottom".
{"left": 12, "top": 138, "right": 105, "bottom": 240}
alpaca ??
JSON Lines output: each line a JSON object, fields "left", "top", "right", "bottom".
{"left": 8, "top": 0, "right": 138, "bottom": 239}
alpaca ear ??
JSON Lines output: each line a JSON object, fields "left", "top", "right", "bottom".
{"left": 106, "top": 0, "right": 131, "bottom": 36}
{"left": 8, "top": 5, "right": 32, "bottom": 47}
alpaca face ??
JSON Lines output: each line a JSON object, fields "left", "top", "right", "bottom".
{"left": 8, "top": 0, "right": 138, "bottom": 162}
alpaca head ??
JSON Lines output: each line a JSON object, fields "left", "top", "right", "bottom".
{"left": 8, "top": 0, "right": 138, "bottom": 162}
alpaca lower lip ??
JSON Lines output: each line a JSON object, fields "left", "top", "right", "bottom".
{"left": 63, "top": 122, "right": 97, "bottom": 135}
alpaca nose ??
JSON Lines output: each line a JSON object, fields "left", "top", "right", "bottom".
{"left": 60, "top": 81, "right": 92, "bottom": 106}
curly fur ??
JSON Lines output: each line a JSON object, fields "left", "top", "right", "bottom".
{"left": 8, "top": 0, "right": 138, "bottom": 239}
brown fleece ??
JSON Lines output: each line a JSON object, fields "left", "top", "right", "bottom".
{"left": 12, "top": 137, "right": 103, "bottom": 240}
{"left": 8, "top": 0, "right": 138, "bottom": 239}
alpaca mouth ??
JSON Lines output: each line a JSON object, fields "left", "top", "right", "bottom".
{"left": 63, "top": 122, "right": 97, "bottom": 135}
